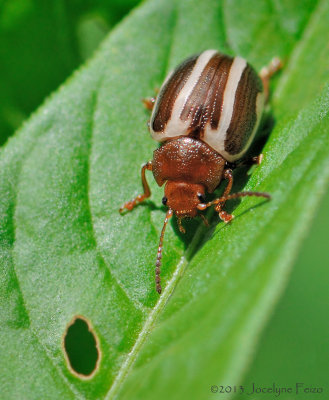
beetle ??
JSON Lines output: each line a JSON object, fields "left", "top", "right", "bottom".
{"left": 119, "top": 50, "right": 281, "bottom": 294}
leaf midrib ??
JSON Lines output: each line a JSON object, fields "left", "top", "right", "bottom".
{"left": 105, "top": 256, "right": 188, "bottom": 399}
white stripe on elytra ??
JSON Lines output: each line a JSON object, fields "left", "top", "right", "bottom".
{"left": 226, "top": 90, "right": 264, "bottom": 161}
{"left": 151, "top": 49, "right": 217, "bottom": 141}
{"left": 203, "top": 56, "right": 247, "bottom": 160}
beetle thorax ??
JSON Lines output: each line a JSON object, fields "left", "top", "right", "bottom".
{"left": 152, "top": 137, "right": 226, "bottom": 193}
{"left": 164, "top": 181, "right": 205, "bottom": 218}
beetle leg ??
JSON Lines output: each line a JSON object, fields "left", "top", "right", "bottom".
{"left": 142, "top": 97, "right": 156, "bottom": 111}
{"left": 177, "top": 217, "right": 186, "bottom": 234}
{"left": 222, "top": 169, "right": 233, "bottom": 197}
{"left": 259, "top": 57, "right": 282, "bottom": 103}
{"left": 200, "top": 214, "right": 209, "bottom": 227}
{"left": 119, "top": 161, "right": 153, "bottom": 213}
{"left": 142, "top": 88, "right": 159, "bottom": 111}
{"left": 199, "top": 190, "right": 270, "bottom": 224}
{"left": 250, "top": 154, "right": 263, "bottom": 165}
{"left": 214, "top": 169, "right": 234, "bottom": 223}
{"left": 226, "top": 153, "right": 264, "bottom": 170}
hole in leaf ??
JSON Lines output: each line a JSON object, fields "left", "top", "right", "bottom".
{"left": 63, "top": 315, "right": 100, "bottom": 379}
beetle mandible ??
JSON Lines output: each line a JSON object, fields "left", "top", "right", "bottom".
{"left": 119, "top": 50, "right": 281, "bottom": 294}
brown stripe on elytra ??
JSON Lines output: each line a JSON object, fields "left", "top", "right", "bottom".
{"left": 225, "top": 65, "right": 263, "bottom": 155}
{"left": 180, "top": 53, "right": 234, "bottom": 138}
{"left": 152, "top": 55, "right": 198, "bottom": 132}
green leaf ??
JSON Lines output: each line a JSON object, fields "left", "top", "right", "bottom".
{"left": 241, "top": 189, "right": 329, "bottom": 398}
{"left": 0, "top": 0, "right": 328, "bottom": 399}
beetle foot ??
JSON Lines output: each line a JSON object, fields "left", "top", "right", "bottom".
{"left": 218, "top": 210, "right": 234, "bottom": 224}
{"left": 177, "top": 217, "right": 186, "bottom": 234}
{"left": 252, "top": 153, "right": 264, "bottom": 165}
{"left": 119, "top": 194, "right": 146, "bottom": 213}
{"left": 119, "top": 201, "right": 135, "bottom": 213}
{"left": 142, "top": 97, "right": 156, "bottom": 111}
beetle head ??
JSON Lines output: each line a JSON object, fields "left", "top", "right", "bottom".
{"left": 163, "top": 181, "right": 206, "bottom": 218}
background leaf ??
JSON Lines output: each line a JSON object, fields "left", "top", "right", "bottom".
{"left": 0, "top": 0, "right": 328, "bottom": 399}
{"left": 0, "top": 0, "right": 141, "bottom": 145}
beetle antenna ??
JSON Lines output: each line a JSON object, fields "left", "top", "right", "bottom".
{"left": 219, "top": 191, "right": 271, "bottom": 202}
{"left": 155, "top": 209, "right": 173, "bottom": 294}
{"left": 197, "top": 191, "right": 270, "bottom": 211}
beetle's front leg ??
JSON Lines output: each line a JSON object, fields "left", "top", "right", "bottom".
{"left": 214, "top": 169, "right": 234, "bottom": 223}
{"left": 119, "top": 161, "right": 153, "bottom": 213}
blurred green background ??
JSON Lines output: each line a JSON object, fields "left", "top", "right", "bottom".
{"left": 0, "top": 0, "right": 328, "bottom": 397}
{"left": 0, "top": 0, "right": 141, "bottom": 145}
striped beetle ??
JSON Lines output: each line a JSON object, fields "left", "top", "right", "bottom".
{"left": 120, "top": 50, "right": 281, "bottom": 294}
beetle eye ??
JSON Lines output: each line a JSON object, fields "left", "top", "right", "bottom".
{"left": 197, "top": 193, "right": 206, "bottom": 203}
{"left": 162, "top": 196, "right": 168, "bottom": 206}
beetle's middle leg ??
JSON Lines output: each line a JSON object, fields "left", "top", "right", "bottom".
{"left": 226, "top": 154, "right": 264, "bottom": 170}
{"left": 119, "top": 161, "right": 153, "bottom": 213}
